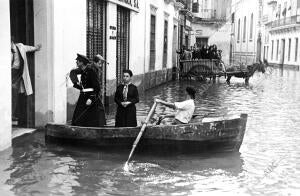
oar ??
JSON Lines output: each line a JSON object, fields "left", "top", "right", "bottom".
{"left": 124, "top": 102, "right": 157, "bottom": 171}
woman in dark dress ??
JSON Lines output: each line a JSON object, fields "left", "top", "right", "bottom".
{"left": 114, "top": 70, "right": 139, "bottom": 127}
{"left": 70, "top": 54, "right": 106, "bottom": 127}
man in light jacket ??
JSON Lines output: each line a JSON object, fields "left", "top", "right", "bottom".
{"left": 11, "top": 36, "right": 41, "bottom": 121}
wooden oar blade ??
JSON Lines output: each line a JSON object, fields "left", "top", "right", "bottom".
{"left": 123, "top": 102, "right": 157, "bottom": 169}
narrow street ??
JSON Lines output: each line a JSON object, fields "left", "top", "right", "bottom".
{"left": 1, "top": 0, "right": 300, "bottom": 195}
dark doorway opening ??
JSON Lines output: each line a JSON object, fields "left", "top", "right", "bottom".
{"left": 10, "top": 0, "right": 35, "bottom": 127}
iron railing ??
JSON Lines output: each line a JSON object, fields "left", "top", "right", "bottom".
{"left": 199, "top": 9, "right": 217, "bottom": 19}
{"left": 266, "top": 15, "right": 300, "bottom": 28}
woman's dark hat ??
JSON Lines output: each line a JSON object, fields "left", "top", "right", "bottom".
{"left": 76, "top": 53, "right": 90, "bottom": 64}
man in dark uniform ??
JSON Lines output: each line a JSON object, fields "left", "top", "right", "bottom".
{"left": 70, "top": 54, "right": 106, "bottom": 127}
{"left": 114, "top": 69, "right": 139, "bottom": 127}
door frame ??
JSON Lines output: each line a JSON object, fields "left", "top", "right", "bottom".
{"left": 10, "top": 0, "right": 35, "bottom": 127}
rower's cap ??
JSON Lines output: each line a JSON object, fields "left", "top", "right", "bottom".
{"left": 76, "top": 53, "right": 90, "bottom": 64}
{"left": 186, "top": 86, "right": 196, "bottom": 99}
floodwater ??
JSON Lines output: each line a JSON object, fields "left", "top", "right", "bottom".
{"left": 1, "top": 67, "right": 300, "bottom": 195}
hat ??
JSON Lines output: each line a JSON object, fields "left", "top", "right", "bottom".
{"left": 76, "top": 53, "right": 90, "bottom": 64}
{"left": 93, "top": 54, "right": 107, "bottom": 63}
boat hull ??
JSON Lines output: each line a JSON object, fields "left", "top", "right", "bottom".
{"left": 46, "top": 114, "right": 247, "bottom": 153}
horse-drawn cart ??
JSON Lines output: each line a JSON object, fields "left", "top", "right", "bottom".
{"left": 179, "top": 59, "right": 267, "bottom": 84}
{"left": 179, "top": 59, "right": 226, "bottom": 81}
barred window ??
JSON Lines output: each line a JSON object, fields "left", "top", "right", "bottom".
{"left": 288, "top": 38, "right": 291, "bottom": 61}
{"left": 237, "top": 19, "right": 240, "bottom": 42}
{"left": 243, "top": 16, "right": 246, "bottom": 42}
{"left": 116, "top": 6, "right": 130, "bottom": 84}
{"left": 250, "top": 13, "right": 253, "bottom": 41}
{"left": 86, "top": 0, "right": 106, "bottom": 59}
{"left": 271, "top": 40, "right": 274, "bottom": 60}
{"left": 87, "top": 0, "right": 106, "bottom": 103}
{"left": 163, "top": 19, "right": 168, "bottom": 68}
{"left": 149, "top": 15, "right": 156, "bottom": 71}
{"left": 295, "top": 38, "right": 298, "bottom": 62}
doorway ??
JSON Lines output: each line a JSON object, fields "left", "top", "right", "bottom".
{"left": 10, "top": 0, "right": 35, "bottom": 127}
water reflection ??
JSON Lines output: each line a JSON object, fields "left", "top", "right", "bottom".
{"left": 46, "top": 143, "right": 244, "bottom": 195}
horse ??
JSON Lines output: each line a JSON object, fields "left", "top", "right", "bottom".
{"left": 226, "top": 60, "right": 268, "bottom": 85}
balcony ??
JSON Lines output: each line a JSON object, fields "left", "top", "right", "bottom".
{"left": 193, "top": 9, "right": 226, "bottom": 23}
{"left": 266, "top": 15, "right": 300, "bottom": 28}
{"left": 199, "top": 9, "right": 216, "bottom": 19}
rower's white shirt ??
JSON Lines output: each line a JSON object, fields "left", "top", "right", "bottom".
{"left": 174, "top": 99, "right": 195, "bottom": 124}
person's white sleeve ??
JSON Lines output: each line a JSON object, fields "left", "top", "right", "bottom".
{"left": 24, "top": 44, "right": 38, "bottom": 52}
{"left": 174, "top": 101, "right": 186, "bottom": 110}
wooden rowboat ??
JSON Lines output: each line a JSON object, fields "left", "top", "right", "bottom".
{"left": 45, "top": 114, "right": 248, "bottom": 153}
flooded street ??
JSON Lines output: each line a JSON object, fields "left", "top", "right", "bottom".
{"left": 1, "top": 68, "right": 300, "bottom": 195}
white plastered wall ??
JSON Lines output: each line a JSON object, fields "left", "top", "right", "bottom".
{"left": 34, "top": 0, "right": 86, "bottom": 126}
{"left": 0, "top": 0, "right": 12, "bottom": 151}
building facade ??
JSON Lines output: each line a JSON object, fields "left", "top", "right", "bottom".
{"left": 0, "top": 0, "right": 184, "bottom": 151}
{"left": 190, "top": 0, "right": 232, "bottom": 64}
{"left": 264, "top": 0, "right": 300, "bottom": 69}
{"left": 230, "top": 0, "right": 264, "bottom": 65}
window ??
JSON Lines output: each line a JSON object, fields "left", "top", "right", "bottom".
{"left": 288, "top": 38, "right": 291, "bottom": 61}
{"left": 250, "top": 13, "right": 253, "bottom": 41}
{"left": 283, "top": 2, "right": 287, "bottom": 17}
{"left": 86, "top": 0, "right": 106, "bottom": 59}
{"left": 163, "top": 19, "right": 168, "bottom": 68}
{"left": 87, "top": 0, "right": 107, "bottom": 102}
{"left": 295, "top": 38, "right": 298, "bottom": 62}
{"left": 149, "top": 15, "right": 156, "bottom": 71}
{"left": 116, "top": 6, "right": 130, "bottom": 84}
{"left": 271, "top": 40, "right": 274, "bottom": 60}
{"left": 243, "top": 16, "right": 246, "bottom": 42}
{"left": 276, "top": 39, "right": 279, "bottom": 60}
{"left": 192, "top": 0, "right": 199, "bottom": 13}
{"left": 237, "top": 19, "right": 240, "bottom": 42}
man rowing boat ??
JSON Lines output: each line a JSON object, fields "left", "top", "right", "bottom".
{"left": 155, "top": 87, "right": 196, "bottom": 125}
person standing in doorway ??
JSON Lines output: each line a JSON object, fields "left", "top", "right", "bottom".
{"left": 114, "top": 70, "right": 139, "bottom": 127}
{"left": 11, "top": 36, "right": 42, "bottom": 122}
{"left": 70, "top": 54, "right": 106, "bottom": 127}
